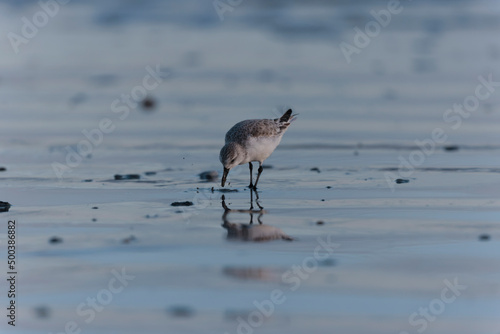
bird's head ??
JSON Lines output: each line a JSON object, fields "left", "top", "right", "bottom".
{"left": 219, "top": 142, "right": 244, "bottom": 187}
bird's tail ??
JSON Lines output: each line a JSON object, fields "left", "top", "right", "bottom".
{"left": 279, "top": 109, "right": 298, "bottom": 123}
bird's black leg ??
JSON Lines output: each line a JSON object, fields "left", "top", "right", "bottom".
{"left": 248, "top": 162, "right": 253, "bottom": 188}
{"left": 253, "top": 163, "right": 264, "bottom": 190}
{"left": 249, "top": 188, "right": 254, "bottom": 211}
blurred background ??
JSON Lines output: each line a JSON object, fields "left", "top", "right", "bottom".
{"left": 1, "top": 0, "right": 500, "bottom": 152}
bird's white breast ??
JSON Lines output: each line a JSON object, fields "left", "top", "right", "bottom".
{"left": 243, "top": 135, "right": 282, "bottom": 164}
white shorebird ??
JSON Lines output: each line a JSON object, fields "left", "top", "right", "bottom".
{"left": 220, "top": 109, "right": 297, "bottom": 189}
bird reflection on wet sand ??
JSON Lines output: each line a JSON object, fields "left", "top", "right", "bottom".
{"left": 221, "top": 190, "right": 293, "bottom": 242}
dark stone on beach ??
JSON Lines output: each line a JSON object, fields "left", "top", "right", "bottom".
{"left": 395, "top": 179, "right": 410, "bottom": 184}
{"left": 0, "top": 167, "right": 6, "bottom": 171}
{"left": 217, "top": 189, "right": 238, "bottom": 193}
{"left": 310, "top": 167, "right": 321, "bottom": 173}
{"left": 122, "top": 235, "right": 137, "bottom": 244}
{"left": 49, "top": 236, "right": 63, "bottom": 244}
{"left": 92, "top": 207, "right": 98, "bottom": 209}
{"left": 168, "top": 305, "right": 195, "bottom": 318}
{"left": 82, "top": 179, "right": 93, "bottom": 182}
{"left": 321, "top": 199, "right": 325, "bottom": 202}
{"left": 92, "top": 218, "right": 97, "bottom": 222}
{"left": 199, "top": 170, "right": 218, "bottom": 181}
{"left": 171, "top": 201, "right": 194, "bottom": 207}
{"left": 316, "top": 221, "right": 324, "bottom": 225}
{"left": 326, "top": 186, "right": 332, "bottom": 189}
{"left": 144, "top": 171, "right": 157, "bottom": 176}
{"left": 0, "top": 201, "right": 11, "bottom": 212}
{"left": 114, "top": 174, "right": 140, "bottom": 180}
{"left": 319, "top": 258, "right": 336, "bottom": 267}
{"left": 69, "top": 92, "right": 88, "bottom": 105}
{"left": 141, "top": 96, "right": 156, "bottom": 111}
{"left": 479, "top": 234, "right": 491, "bottom": 241}
{"left": 33, "top": 306, "right": 51, "bottom": 319}
{"left": 444, "top": 145, "right": 459, "bottom": 152}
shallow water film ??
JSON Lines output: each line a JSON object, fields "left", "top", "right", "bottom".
{"left": 1, "top": 0, "right": 500, "bottom": 333}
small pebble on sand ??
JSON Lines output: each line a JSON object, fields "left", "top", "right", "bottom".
{"left": 479, "top": 234, "right": 491, "bottom": 241}
{"left": 217, "top": 189, "right": 238, "bottom": 193}
{"left": 49, "top": 236, "right": 63, "bottom": 244}
{"left": 0, "top": 201, "right": 11, "bottom": 212}
{"left": 171, "top": 201, "right": 194, "bottom": 207}
{"left": 319, "top": 258, "right": 336, "bottom": 267}
{"left": 444, "top": 145, "right": 459, "bottom": 152}
{"left": 167, "top": 305, "right": 195, "bottom": 318}
{"left": 141, "top": 96, "right": 157, "bottom": 111}
{"left": 122, "top": 235, "right": 137, "bottom": 244}
{"left": 33, "top": 306, "right": 51, "bottom": 319}
{"left": 114, "top": 174, "right": 140, "bottom": 180}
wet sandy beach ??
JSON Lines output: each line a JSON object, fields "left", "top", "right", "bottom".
{"left": 1, "top": 0, "right": 500, "bottom": 333}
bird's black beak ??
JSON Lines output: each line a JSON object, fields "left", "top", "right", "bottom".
{"left": 221, "top": 168, "right": 230, "bottom": 187}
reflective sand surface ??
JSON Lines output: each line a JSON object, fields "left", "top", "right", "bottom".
{"left": 1, "top": 1, "right": 500, "bottom": 333}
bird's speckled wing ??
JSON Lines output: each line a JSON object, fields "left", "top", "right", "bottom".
{"left": 225, "top": 119, "right": 290, "bottom": 144}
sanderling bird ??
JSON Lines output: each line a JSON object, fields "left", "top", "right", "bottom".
{"left": 220, "top": 109, "right": 297, "bottom": 189}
